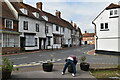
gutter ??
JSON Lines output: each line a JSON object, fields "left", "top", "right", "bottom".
{"left": 92, "top": 21, "right": 98, "bottom": 50}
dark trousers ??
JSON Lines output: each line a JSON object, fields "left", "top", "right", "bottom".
{"left": 63, "top": 59, "right": 76, "bottom": 74}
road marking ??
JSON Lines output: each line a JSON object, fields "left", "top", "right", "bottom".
{"left": 39, "top": 55, "right": 42, "bottom": 57}
{"left": 30, "top": 62, "right": 37, "bottom": 64}
{"left": 38, "top": 61, "right": 44, "bottom": 63}
{"left": 10, "top": 57, "right": 28, "bottom": 60}
{"left": 56, "top": 59, "right": 61, "bottom": 61}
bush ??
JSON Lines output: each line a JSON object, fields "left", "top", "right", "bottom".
{"left": 80, "top": 56, "right": 86, "bottom": 63}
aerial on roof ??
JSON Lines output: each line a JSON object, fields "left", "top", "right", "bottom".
{"left": 106, "top": 3, "right": 120, "bottom": 9}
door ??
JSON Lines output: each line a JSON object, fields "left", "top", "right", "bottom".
{"left": 20, "top": 37, "right": 25, "bottom": 51}
{"left": 39, "top": 38, "right": 42, "bottom": 49}
{"left": 43, "top": 39, "right": 46, "bottom": 49}
{"left": 85, "top": 41, "right": 87, "bottom": 45}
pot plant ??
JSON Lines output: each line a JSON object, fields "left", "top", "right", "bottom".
{"left": 1, "top": 57, "right": 18, "bottom": 79}
{"left": 42, "top": 59, "right": 53, "bottom": 72}
{"left": 80, "top": 56, "right": 90, "bottom": 71}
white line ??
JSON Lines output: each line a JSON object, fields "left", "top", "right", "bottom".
{"left": 39, "top": 55, "right": 42, "bottom": 56}
{"left": 10, "top": 57, "right": 28, "bottom": 60}
{"left": 30, "top": 62, "right": 37, "bottom": 64}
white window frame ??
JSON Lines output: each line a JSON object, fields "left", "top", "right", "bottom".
{"left": 100, "top": 23, "right": 109, "bottom": 31}
{"left": 5, "top": 19, "right": 13, "bottom": 29}
{"left": 20, "top": 8, "right": 28, "bottom": 15}
{"left": 36, "top": 23, "right": 39, "bottom": 32}
{"left": 110, "top": 9, "right": 118, "bottom": 17}
{"left": 33, "top": 12, "right": 39, "bottom": 18}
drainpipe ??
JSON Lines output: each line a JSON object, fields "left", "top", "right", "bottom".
{"left": 92, "top": 21, "right": 98, "bottom": 51}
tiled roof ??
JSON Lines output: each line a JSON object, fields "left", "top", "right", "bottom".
{"left": 11, "top": 2, "right": 75, "bottom": 29}
{"left": 106, "top": 3, "right": 120, "bottom": 9}
{"left": 0, "top": 2, "right": 16, "bottom": 20}
{"left": 41, "top": 11, "right": 75, "bottom": 29}
{"left": 83, "top": 33, "right": 95, "bottom": 37}
{"left": 11, "top": 2, "right": 45, "bottom": 21}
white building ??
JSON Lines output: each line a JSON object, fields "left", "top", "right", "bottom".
{"left": 92, "top": 3, "right": 120, "bottom": 55}
{"left": 11, "top": 2, "right": 46, "bottom": 51}
{"left": 4, "top": 0, "right": 82, "bottom": 52}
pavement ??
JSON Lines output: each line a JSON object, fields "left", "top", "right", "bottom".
{"left": 12, "top": 63, "right": 95, "bottom": 79}
{"left": 11, "top": 62, "right": 118, "bottom": 79}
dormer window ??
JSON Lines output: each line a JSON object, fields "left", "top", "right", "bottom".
{"left": 33, "top": 12, "right": 39, "bottom": 18}
{"left": 109, "top": 9, "right": 118, "bottom": 18}
{"left": 114, "top": 10, "right": 117, "bottom": 15}
{"left": 42, "top": 16, "right": 48, "bottom": 21}
{"left": 110, "top": 10, "right": 113, "bottom": 16}
{"left": 20, "top": 8, "right": 28, "bottom": 15}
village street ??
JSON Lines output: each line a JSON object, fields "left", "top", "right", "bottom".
{"left": 3, "top": 45, "right": 119, "bottom": 66}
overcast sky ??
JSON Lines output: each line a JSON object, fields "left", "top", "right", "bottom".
{"left": 24, "top": 0, "right": 118, "bottom": 33}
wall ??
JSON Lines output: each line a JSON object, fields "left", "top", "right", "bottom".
{"left": 1, "top": 47, "right": 20, "bottom": 54}
{"left": 94, "top": 9, "right": 119, "bottom": 52}
{"left": 19, "top": 16, "right": 46, "bottom": 50}
{"left": 46, "top": 23, "right": 53, "bottom": 49}
{"left": 118, "top": 8, "right": 120, "bottom": 52}
{"left": 64, "top": 28, "right": 71, "bottom": 45}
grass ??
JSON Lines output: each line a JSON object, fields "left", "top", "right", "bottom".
{"left": 90, "top": 70, "right": 119, "bottom": 78}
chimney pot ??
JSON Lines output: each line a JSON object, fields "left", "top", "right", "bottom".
{"left": 55, "top": 10, "right": 61, "bottom": 18}
{"left": 36, "top": 2, "right": 43, "bottom": 11}
{"left": 85, "top": 31, "right": 87, "bottom": 33}
{"left": 74, "top": 23, "right": 77, "bottom": 29}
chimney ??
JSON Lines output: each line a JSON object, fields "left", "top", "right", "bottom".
{"left": 55, "top": 10, "right": 61, "bottom": 18}
{"left": 74, "top": 23, "right": 77, "bottom": 29}
{"left": 70, "top": 20, "right": 73, "bottom": 26}
{"left": 36, "top": 2, "right": 43, "bottom": 11}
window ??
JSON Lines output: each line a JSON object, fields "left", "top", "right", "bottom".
{"left": 114, "top": 10, "right": 117, "bottom": 15}
{"left": 35, "top": 38, "right": 37, "bottom": 46}
{"left": 5, "top": 19, "right": 13, "bottom": 29}
{"left": 48, "top": 37, "right": 51, "bottom": 46}
{"left": 100, "top": 23, "right": 104, "bottom": 29}
{"left": 110, "top": 10, "right": 118, "bottom": 17}
{"left": 54, "top": 35, "right": 61, "bottom": 44}
{"left": 33, "top": 12, "right": 39, "bottom": 18}
{"left": 3, "top": 34, "right": 19, "bottom": 47}
{"left": 63, "top": 28, "right": 64, "bottom": 33}
{"left": 56, "top": 25, "right": 59, "bottom": 31}
{"left": 23, "top": 21, "right": 28, "bottom": 30}
{"left": 36, "top": 24, "right": 39, "bottom": 32}
{"left": 105, "top": 23, "right": 108, "bottom": 29}
{"left": 20, "top": 8, "right": 28, "bottom": 15}
{"left": 110, "top": 10, "right": 113, "bottom": 16}
{"left": 100, "top": 23, "right": 109, "bottom": 31}
{"left": 25, "top": 35, "right": 35, "bottom": 46}
{"left": 46, "top": 26, "right": 48, "bottom": 33}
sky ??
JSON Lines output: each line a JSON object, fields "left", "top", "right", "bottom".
{"left": 24, "top": 0, "right": 118, "bottom": 33}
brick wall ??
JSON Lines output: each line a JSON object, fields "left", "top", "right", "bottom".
{"left": 1, "top": 47, "right": 20, "bottom": 54}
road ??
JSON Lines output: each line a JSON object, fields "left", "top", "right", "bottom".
{"left": 3, "top": 45, "right": 119, "bottom": 66}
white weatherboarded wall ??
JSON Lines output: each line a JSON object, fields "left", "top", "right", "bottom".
{"left": 94, "top": 9, "right": 119, "bottom": 52}
{"left": 19, "top": 16, "right": 46, "bottom": 50}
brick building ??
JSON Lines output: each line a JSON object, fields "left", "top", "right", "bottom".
{"left": 82, "top": 31, "right": 95, "bottom": 45}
